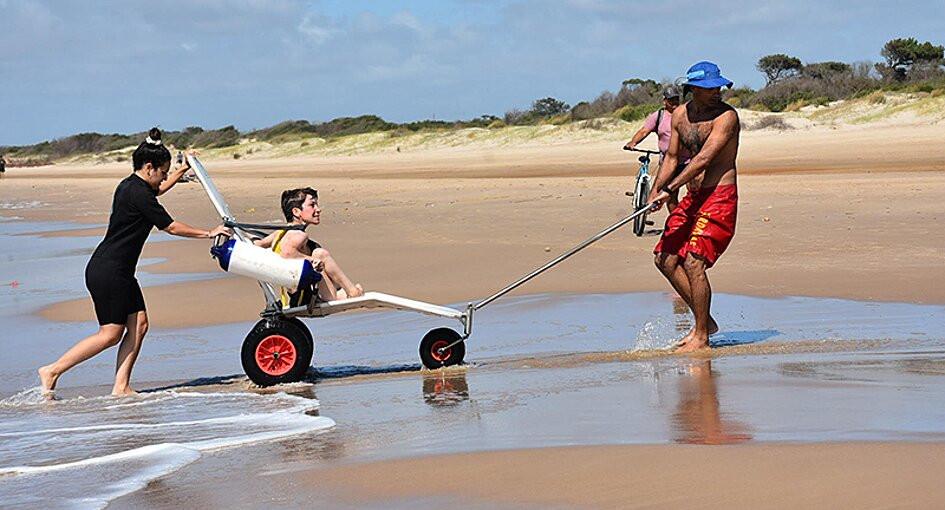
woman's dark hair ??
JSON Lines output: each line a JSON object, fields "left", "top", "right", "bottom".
{"left": 281, "top": 187, "right": 318, "bottom": 221}
{"left": 132, "top": 127, "right": 172, "bottom": 170}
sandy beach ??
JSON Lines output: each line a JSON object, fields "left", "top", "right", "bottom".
{"left": 0, "top": 120, "right": 940, "bottom": 329}
{"left": 2, "top": 113, "right": 945, "bottom": 508}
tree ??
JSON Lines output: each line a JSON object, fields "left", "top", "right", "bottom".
{"left": 531, "top": 97, "right": 570, "bottom": 117}
{"left": 803, "top": 61, "right": 851, "bottom": 79}
{"left": 880, "top": 37, "right": 944, "bottom": 80}
{"left": 570, "top": 101, "right": 594, "bottom": 121}
{"left": 757, "top": 54, "right": 803, "bottom": 84}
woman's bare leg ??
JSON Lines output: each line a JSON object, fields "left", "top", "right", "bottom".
{"left": 312, "top": 248, "right": 363, "bottom": 297}
{"left": 113, "top": 311, "right": 148, "bottom": 396}
{"left": 39, "top": 324, "right": 126, "bottom": 393}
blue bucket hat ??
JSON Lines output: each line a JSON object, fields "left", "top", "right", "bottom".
{"left": 683, "top": 61, "right": 733, "bottom": 89}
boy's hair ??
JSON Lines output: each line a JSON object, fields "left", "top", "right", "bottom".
{"left": 280, "top": 187, "right": 318, "bottom": 222}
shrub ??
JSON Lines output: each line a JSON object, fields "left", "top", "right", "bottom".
{"left": 580, "top": 119, "right": 604, "bottom": 130}
{"left": 315, "top": 115, "right": 395, "bottom": 137}
{"left": 531, "top": 97, "right": 570, "bottom": 117}
{"left": 503, "top": 108, "right": 534, "bottom": 125}
{"left": 803, "top": 61, "right": 851, "bottom": 79}
{"left": 866, "top": 90, "right": 886, "bottom": 104}
{"left": 570, "top": 101, "right": 595, "bottom": 120}
{"left": 249, "top": 120, "right": 319, "bottom": 142}
{"left": 785, "top": 99, "right": 808, "bottom": 112}
{"left": 724, "top": 86, "right": 756, "bottom": 108}
{"left": 749, "top": 116, "right": 792, "bottom": 130}
{"left": 190, "top": 126, "right": 240, "bottom": 148}
{"left": 613, "top": 103, "right": 659, "bottom": 122}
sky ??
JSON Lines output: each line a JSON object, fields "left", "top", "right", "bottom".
{"left": 1, "top": 0, "right": 943, "bottom": 145}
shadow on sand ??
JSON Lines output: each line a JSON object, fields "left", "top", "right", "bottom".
{"left": 145, "top": 362, "right": 424, "bottom": 393}
{"left": 710, "top": 329, "right": 780, "bottom": 348}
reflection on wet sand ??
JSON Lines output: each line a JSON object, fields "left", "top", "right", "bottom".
{"left": 673, "top": 296, "right": 692, "bottom": 334}
{"left": 672, "top": 359, "right": 752, "bottom": 445}
{"left": 422, "top": 370, "right": 470, "bottom": 407}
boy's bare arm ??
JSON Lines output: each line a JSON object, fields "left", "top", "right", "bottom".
{"left": 276, "top": 231, "right": 325, "bottom": 271}
{"left": 253, "top": 231, "right": 277, "bottom": 248}
{"left": 274, "top": 231, "right": 308, "bottom": 258}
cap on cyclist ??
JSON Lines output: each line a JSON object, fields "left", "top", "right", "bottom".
{"left": 624, "top": 85, "right": 683, "bottom": 155}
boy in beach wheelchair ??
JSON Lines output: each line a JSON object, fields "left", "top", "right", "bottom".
{"left": 253, "top": 187, "right": 364, "bottom": 307}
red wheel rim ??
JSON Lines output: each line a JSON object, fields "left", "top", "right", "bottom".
{"left": 430, "top": 340, "right": 451, "bottom": 363}
{"left": 255, "top": 335, "right": 297, "bottom": 376}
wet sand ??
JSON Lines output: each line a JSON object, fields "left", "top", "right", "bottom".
{"left": 293, "top": 443, "right": 945, "bottom": 509}
{"left": 111, "top": 348, "right": 945, "bottom": 509}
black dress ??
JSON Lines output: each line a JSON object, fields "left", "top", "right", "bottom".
{"left": 85, "top": 174, "right": 173, "bottom": 325}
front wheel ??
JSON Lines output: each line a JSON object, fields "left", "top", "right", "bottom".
{"left": 419, "top": 328, "right": 465, "bottom": 369}
{"left": 241, "top": 319, "right": 313, "bottom": 386}
{"left": 633, "top": 175, "right": 650, "bottom": 236}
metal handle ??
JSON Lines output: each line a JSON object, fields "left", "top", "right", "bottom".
{"left": 473, "top": 204, "right": 655, "bottom": 311}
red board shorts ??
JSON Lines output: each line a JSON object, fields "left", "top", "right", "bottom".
{"left": 654, "top": 184, "right": 737, "bottom": 268}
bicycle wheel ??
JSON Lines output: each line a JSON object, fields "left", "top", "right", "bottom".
{"left": 633, "top": 175, "right": 650, "bottom": 236}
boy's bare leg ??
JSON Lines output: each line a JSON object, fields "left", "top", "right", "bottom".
{"left": 39, "top": 324, "right": 125, "bottom": 393}
{"left": 675, "top": 255, "right": 713, "bottom": 352}
{"left": 312, "top": 248, "right": 363, "bottom": 298}
{"left": 317, "top": 273, "right": 338, "bottom": 301}
{"left": 113, "top": 311, "right": 147, "bottom": 396}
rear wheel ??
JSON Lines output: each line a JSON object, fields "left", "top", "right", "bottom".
{"left": 285, "top": 317, "right": 314, "bottom": 357}
{"left": 419, "top": 328, "right": 465, "bottom": 369}
{"left": 241, "top": 319, "right": 313, "bottom": 386}
{"left": 633, "top": 175, "right": 650, "bottom": 236}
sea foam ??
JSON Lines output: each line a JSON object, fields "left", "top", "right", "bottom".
{"left": 0, "top": 389, "right": 334, "bottom": 509}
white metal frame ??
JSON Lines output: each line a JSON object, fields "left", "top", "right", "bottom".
{"left": 189, "top": 155, "right": 653, "bottom": 351}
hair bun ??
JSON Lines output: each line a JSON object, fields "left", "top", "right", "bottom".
{"left": 145, "top": 127, "right": 163, "bottom": 146}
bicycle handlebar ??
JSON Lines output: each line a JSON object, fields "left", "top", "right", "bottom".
{"left": 623, "top": 147, "right": 660, "bottom": 156}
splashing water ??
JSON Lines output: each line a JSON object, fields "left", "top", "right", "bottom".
{"left": 632, "top": 317, "right": 677, "bottom": 351}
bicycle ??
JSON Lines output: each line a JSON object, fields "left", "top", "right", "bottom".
{"left": 623, "top": 147, "right": 660, "bottom": 236}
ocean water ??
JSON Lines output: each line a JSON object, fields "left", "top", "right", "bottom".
{"left": 0, "top": 389, "right": 333, "bottom": 509}
{"left": 0, "top": 217, "right": 334, "bottom": 509}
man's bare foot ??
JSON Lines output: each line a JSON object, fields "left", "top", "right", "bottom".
{"left": 38, "top": 365, "right": 59, "bottom": 393}
{"left": 674, "top": 334, "right": 710, "bottom": 353}
{"left": 669, "top": 329, "right": 696, "bottom": 350}
{"left": 111, "top": 387, "right": 139, "bottom": 397}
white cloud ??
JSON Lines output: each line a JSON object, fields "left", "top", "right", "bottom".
{"left": 298, "top": 14, "right": 335, "bottom": 45}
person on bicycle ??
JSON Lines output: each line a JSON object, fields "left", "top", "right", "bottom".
{"left": 623, "top": 85, "right": 693, "bottom": 209}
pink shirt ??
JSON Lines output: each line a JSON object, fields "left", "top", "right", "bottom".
{"left": 642, "top": 109, "right": 690, "bottom": 162}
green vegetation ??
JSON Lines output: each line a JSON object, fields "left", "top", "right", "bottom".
{"left": 756, "top": 54, "right": 803, "bottom": 84}
{"left": 2, "top": 37, "right": 942, "bottom": 164}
